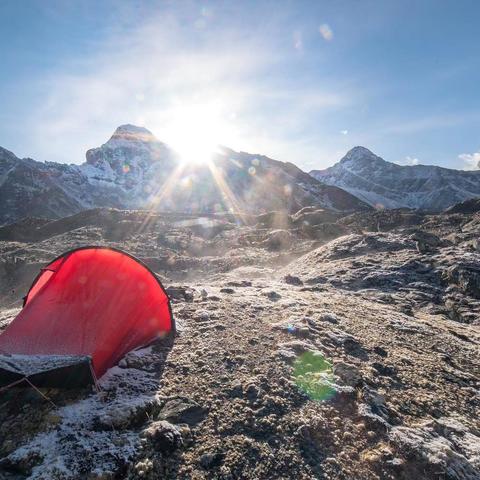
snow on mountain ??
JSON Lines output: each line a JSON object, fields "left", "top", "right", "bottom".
{"left": 0, "top": 126, "right": 369, "bottom": 225}
{"left": 310, "top": 146, "right": 480, "bottom": 211}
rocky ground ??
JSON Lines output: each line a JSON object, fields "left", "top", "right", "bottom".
{"left": 0, "top": 207, "right": 479, "bottom": 479}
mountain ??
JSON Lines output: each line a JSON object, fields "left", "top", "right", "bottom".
{"left": 0, "top": 125, "right": 370, "bottom": 225}
{"left": 310, "top": 146, "right": 480, "bottom": 211}
{"left": 0, "top": 147, "right": 87, "bottom": 224}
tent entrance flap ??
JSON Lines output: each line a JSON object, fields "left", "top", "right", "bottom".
{"left": 0, "top": 354, "right": 94, "bottom": 389}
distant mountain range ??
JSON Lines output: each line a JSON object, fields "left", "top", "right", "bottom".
{"left": 310, "top": 146, "right": 480, "bottom": 211}
{"left": 0, "top": 125, "right": 369, "bottom": 225}
{"left": 1, "top": 127, "right": 479, "bottom": 225}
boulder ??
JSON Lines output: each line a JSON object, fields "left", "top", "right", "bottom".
{"left": 157, "top": 398, "right": 207, "bottom": 426}
{"left": 410, "top": 230, "right": 442, "bottom": 253}
{"left": 263, "top": 230, "right": 293, "bottom": 250}
{"left": 284, "top": 274, "right": 303, "bottom": 286}
{"left": 445, "top": 263, "right": 480, "bottom": 299}
{"left": 333, "top": 362, "right": 362, "bottom": 387}
{"left": 141, "top": 420, "right": 183, "bottom": 452}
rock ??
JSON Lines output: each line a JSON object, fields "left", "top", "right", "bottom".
{"left": 277, "top": 340, "right": 316, "bottom": 356}
{"left": 411, "top": 230, "right": 441, "bottom": 253}
{"left": 157, "top": 398, "right": 207, "bottom": 426}
{"left": 284, "top": 274, "right": 303, "bottom": 286}
{"left": 471, "top": 238, "right": 480, "bottom": 252}
{"left": 94, "top": 398, "right": 160, "bottom": 430}
{"left": 373, "top": 346, "right": 388, "bottom": 357}
{"left": 372, "top": 362, "right": 397, "bottom": 376}
{"left": 199, "top": 452, "right": 225, "bottom": 469}
{"left": 319, "top": 312, "right": 338, "bottom": 324}
{"left": 229, "top": 381, "right": 243, "bottom": 397}
{"left": 300, "top": 222, "right": 348, "bottom": 241}
{"left": 255, "top": 211, "right": 291, "bottom": 229}
{"left": 263, "top": 290, "right": 281, "bottom": 301}
{"left": 220, "top": 287, "right": 235, "bottom": 294}
{"left": 390, "top": 418, "right": 480, "bottom": 480}
{"left": 333, "top": 362, "right": 362, "bottom": 387}
{"left": 324, "top": 330, "right": 362, "bottom": 354}
{"left": 134, "top": 458, "right": 154, "bottom": 477}
{"left": 445, "top": 263, "right": 480, "bottom": 299}
{"left": 244, "top": 383, "right": 260, "bottom": 402}
{"left": 165, "top": 285, "right": 195, "bottom": 302}
{"left": 263, "top": 230, "right": 293, "bottom": 250}
{"left": 358, "top": 387, "right": 396, "bottom": 430}
{"left": 291, "top": 208, "right": 340, "bottom": 226}
{"left": 444, "top": 295, "right": 480, "bottom": 324}
{"left": 276, "top": 340, "right": 325, "bottom": 365}
{"left": 271, "top": 320, "right": 311, "bottom": 338}
{"left": 226, "top": 280, "right": 252, "bottom": 287}
{"left": 141, "top": 420, "right": 183, "bottom": 452}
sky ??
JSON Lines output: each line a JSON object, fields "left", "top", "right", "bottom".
{"left": 0, "top": 0, "right": 479, "bottom": 171}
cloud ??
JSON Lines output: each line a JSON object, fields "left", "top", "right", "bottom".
{"left": 340, "top": 130, "right": 348, "bottom": 135}
{"left": 394, "top": 156, "right": 419, "bottom": 166}
{"left": 293, "top": 30, "right": 303, "bottom": 52}
{"left": 27, "top": 13, "right": 274, "bottom": 162}
{"left": 404, "top": 156, "right": 419, "bottom": 165}
{"left": 24, "top": 6, "right": 355, "bottom": 168}
{"left": 459, "top": 151, "right": 480, "bottom": 170}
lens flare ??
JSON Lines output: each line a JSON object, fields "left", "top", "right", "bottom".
{"left": 319, "top": 24, "right": 333, "bottom": 41}
{"left": 293, "top": 351, "right": 336, "bottom": 401}
{"left": 159, "top": 102, "right": 234, "bottom": 165}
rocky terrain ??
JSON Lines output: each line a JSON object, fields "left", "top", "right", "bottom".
{"left": 310, "top": 146, "right": 480, "bottom": 211}
{"left": 0, "top": 205, "right": 479, "bottom": 479}
{"left": 0, "top": 125, "right": 369, "bottom": 226}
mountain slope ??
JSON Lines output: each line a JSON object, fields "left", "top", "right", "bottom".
{"left": 310, "top": 146, "right": 480, "bottom": 211}
{"left": 0, "top": 147, "right": 86, "bottom": 225}
{"left": 0, "top": 126, "right": 369, "bottom": 225}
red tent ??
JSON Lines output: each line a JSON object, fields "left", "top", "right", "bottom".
{"left": 0, "top": 247, "right": 173, "bottom": 389}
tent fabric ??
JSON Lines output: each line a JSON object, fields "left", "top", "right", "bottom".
{"left": 0, "top": 354, "right": 92, "bottom": 389}
{"left": 0, "top": 247, "right": 173, "bottom": 383}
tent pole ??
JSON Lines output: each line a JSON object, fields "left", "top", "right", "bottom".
{"left": 0, "top": 377, "right": 27, "bottom": 393}
{"left": 89, "top": 361, "right": 102, "bottom": 395}
{"left": 23, "top": 377, "right": 57, "bottom": 408}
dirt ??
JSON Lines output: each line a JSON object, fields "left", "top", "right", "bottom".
{"left": 0, "top": 208, "right": 479, "bottom": 479}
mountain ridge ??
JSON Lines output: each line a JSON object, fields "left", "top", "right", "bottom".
{"left": 0, "top": 126, "right": 370, "bottom": 225}
{"left": 310, "top": 146, "right": 480, "bottom": 210}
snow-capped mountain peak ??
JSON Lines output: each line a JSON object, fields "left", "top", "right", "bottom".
{"left": 107, "top": 124, "right": 158, "bottom": 146}
{"left": 311, "top": 147, "right": 480, "bottom": 210}
{"left": 0, "top": 126, "right": 370, "bottom": 225}
{"left": 339, "top": 146, "right": 385, "bottom": 166}
{"left": 84, "top": 124, "right": 175, "bottom": 187}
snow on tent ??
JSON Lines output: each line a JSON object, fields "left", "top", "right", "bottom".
{"left": 0, "top": 247, "right": 174, "bottom": 390}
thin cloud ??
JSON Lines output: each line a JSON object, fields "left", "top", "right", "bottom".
{"left": 25, "top": 8, "right": 355, "bottom": 167}
{"left": 403, "top": 156, "right": 419, "bottom": 166}
{"left": 393, "top": 156, "right": 419, "bottom": 166}
{"left": 293, "top": 30, "right": 303, "bottom": 52}
{"left": 459, "top": 151, "right": 480, "bottom": 170}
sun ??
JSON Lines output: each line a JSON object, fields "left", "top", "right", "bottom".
{"left": 161, "top": 102, "right": 232, "bottom": 165}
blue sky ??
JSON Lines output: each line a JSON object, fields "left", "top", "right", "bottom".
{"left": 0, "top": 0, "right": 479, "bottom": 170}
